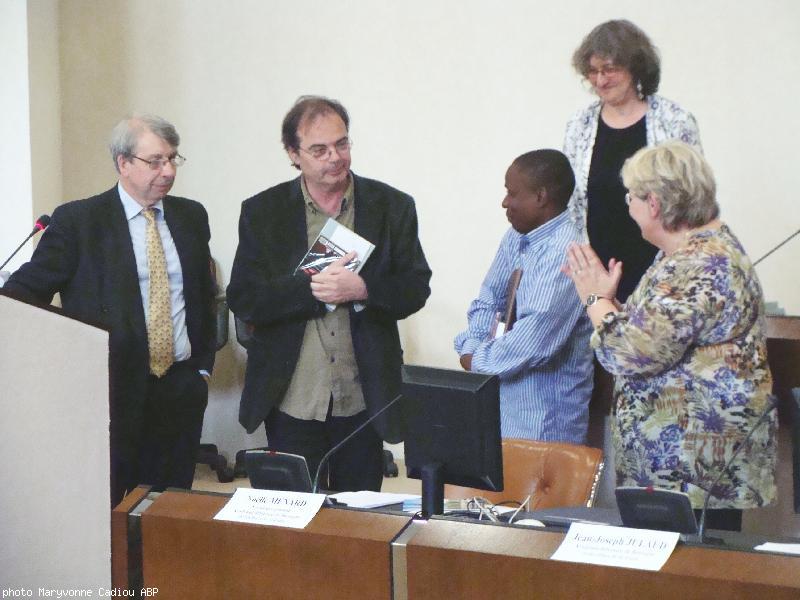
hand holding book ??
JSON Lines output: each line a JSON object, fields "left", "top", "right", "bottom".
{"left": 296, "top": 218, "right": 376, "bottom": 310}
{"left": 310, "top": 251, "right": 368, "bottom": 305}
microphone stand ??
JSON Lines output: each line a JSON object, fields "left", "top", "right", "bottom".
{"left": 0, "top": 230, "right": 40, "bottom": 271}
{"left": 0, "top": 217, "right": 50, "bottom": 271}
{"left": 312, "top": 394, "right": 404, "bottom": 494}
{"left": 753, "top": 227, "right": 800, "bottom": 267}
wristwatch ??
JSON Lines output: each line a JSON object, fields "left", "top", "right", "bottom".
{"left": 585, "top": 293, "right": 606, "bottom": 307}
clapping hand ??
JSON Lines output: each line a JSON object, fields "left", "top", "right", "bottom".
{"left": 562, "top": 242, "right": 622, "bottom": 303}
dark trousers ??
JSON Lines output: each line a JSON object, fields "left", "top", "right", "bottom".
{"left": 265, "top": 402, "right": 384, "bottom": 493}
{"left": 112, "top": 361, "right": 208, "bottom": 504}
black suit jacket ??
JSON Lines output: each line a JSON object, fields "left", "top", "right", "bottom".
{"left": 4, "top": 186, "right": 216, "bottom": 460}
{"left": 227, "top": 174, "right": 431, "bottom": 443}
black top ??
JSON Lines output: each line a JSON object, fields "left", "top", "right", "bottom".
{"left": 586, "top": 115, "right": 656, "bottom": 302}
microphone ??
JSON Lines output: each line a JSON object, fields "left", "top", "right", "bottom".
{"left": 694, "top": 395, "right": 778, "bottom": 543}
{"left": 0, "top": 214, "right": 51, "bottom": 271}
{"left": 312, "top": 394, "right": 404, "bottom": 494}
{"left": 753, "top": 227, "right": 800, "bottom": 267}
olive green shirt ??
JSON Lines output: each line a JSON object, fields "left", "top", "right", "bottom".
{"left": 279, "top": 176, "right": 366, "bottom": 420}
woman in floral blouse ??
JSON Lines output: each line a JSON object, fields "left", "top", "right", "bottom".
{"left": 564, "top": 20, "right": 701, "bottom": 301}
{"left": 564, "top": 142, "right": 776, "bottom": 532}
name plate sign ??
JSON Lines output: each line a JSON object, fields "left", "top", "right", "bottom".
{"left": 550, "top": 523, "right": 680, "bottom": 571}
{"left": 214, "top": 488, "right": 326, "bottom": 529}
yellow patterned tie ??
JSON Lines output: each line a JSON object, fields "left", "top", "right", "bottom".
{"left": 143, "top": 207, "right": 174, "bottom": 377}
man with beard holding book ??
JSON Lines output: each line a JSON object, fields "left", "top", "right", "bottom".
{"left": 455, "top": 149, "right": 593, "bottom": 443}
{"left": 228, "top": 95, "right": 431, "bottom": 492}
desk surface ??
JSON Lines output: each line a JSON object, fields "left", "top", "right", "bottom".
{"left": 119, "top": 490, "right": 800, "bottom": 600}
{"left": 405, "top": 518, "right": 800, "bottom": 600}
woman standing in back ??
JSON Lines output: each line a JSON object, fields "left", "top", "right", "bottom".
{"left": 564, "top": 19, "right": 701, "bottom": 301}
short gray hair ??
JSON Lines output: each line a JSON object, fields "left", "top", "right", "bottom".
{"left": 621, "top": 141, "right": 719, "bottom": 232}
{"left": 109, "top": 114, "right": 180, "bottom": 172}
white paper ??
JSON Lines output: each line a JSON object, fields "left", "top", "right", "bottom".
{"left": 512, "top": 518, "right": 546, "bottom": 527}
{"left": 329, "top": 491, "right": 421, "bottom": 509}
{"left": 550, "top": 523, "right": 679, "bottom": 571}
{"left": 754, "top": 542, "right": 800, "bottom": 556}
{"left": 214, "top": 488, "right": 326, "bottom": 529}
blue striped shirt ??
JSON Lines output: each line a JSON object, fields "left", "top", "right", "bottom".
{"left": 454, "top": 210, "right": 594, "bottom": 443}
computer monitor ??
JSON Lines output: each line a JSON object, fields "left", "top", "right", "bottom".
{"left": 402, "top": 364, "right": 503, "bottom": 517}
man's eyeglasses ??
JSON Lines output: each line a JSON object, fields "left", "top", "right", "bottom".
{"left": 132, "top": 154, "right": 187, "bottom": 170}
{"left": 587, "top": 64, "right": 625, "bottom": 80}
{"left": 299, "top": 138, "right": 352, "bottom": 160}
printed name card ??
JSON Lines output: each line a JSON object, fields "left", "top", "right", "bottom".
{"left": 550, "top": 523, "right": 680, "bottom": 571}
{"left": 214, "top": 488, "right": 327, "bottom": 529}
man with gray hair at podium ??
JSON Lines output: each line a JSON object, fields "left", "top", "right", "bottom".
{"left": 3, "top": 115, "right": 217, "bottom": 506}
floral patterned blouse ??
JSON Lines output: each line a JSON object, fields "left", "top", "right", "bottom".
{"left": 592, "top": 224, "right": 777, "bottom": 509}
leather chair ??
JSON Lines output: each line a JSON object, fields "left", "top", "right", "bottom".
{"left": 445, "top": 439, "right": 604, "bottom": 509}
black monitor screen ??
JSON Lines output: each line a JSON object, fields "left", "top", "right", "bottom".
{"left": 402, "top": 364, "right": 503, "bottom": 516}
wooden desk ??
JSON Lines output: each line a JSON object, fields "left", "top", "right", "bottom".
{"left": 766, "top": 315, "right": 800, "bottom": 397}
{"left": 115, "top": 492, "right": 800, "bottom": 599}
{"left": 138, "top": 490, "right": 411, "bottom": 599}
{"left": 111, "top": 485, "right": 151, "bottom": 589}
{"left": 405, "top": 519, "right": 800, "bottom": 600}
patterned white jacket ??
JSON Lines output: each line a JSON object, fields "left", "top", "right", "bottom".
{"left": 563, "top": 94, "right": 702, "bottom": 238}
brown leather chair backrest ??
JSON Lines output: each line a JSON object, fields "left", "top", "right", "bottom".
{"left": 444, "top": 438, "right": 604, "bottom": 509}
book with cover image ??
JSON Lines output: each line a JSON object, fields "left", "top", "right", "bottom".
{"left": 295, "top": 218, "right": 375, "bottom": 277}
{"left": 489, "top": 268, "right": 522, "bottom": 339}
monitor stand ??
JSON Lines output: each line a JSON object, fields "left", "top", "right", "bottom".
{"left": 421, "top": 463, "right": 445, "bottom": 517}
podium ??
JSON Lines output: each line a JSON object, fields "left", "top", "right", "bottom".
{"left": 0, "top": 291, "right": 111, "bottom": 588}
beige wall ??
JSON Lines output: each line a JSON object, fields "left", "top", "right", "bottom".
{"left": 28, "top": 0, "right": 63, "bottom": 221}
{"left": 1, "top": 0, "right": 34, "bottom": 271}
{"left": 25, "top": 1, "right": 800, "bottom": 460}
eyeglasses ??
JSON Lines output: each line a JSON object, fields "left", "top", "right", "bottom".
{"left": 587, "top": 64, "right": 625, "bottom": 80}
{"left": 299, "top": 137, "right": 352, "bottom": 160}
{"left": 132, "top": 154, "right": 187, "bottom": 170}
{"left": 626, "top": 192, "right": 648, "bottom": 205}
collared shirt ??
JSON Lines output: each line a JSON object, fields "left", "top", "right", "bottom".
{"left": 280, "top": 176, "right": 366, "bottom": 421}
{"left": 454, "top": 210, "right": 594, "bottom": 443}
{"left": 118, "top": 183, "right": 191, "bottom": 362}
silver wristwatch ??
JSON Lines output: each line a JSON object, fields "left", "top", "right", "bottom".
{"left": 585, "top": 293, "right": 605, "bottom": 307}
